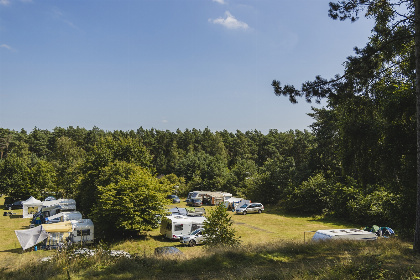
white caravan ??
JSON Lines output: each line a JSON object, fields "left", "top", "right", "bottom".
{"left": 47, "top": 211, "right": 83, "bottom": 223}
{"left": 71, "top": 219, "right": 95, "bottom": 244}
{"left": 160, "top": 215, "right": 206, "bottom": 240}
{"left": 41, "top": 199, "right": 77, "bottom": 217}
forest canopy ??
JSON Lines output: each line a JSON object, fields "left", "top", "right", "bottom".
{"left": 0, "top": 123, "right": 415, "bottom": 239}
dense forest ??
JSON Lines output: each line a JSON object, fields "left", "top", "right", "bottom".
{"left": 0, "top": 115, "right": 415, "bottom": 239}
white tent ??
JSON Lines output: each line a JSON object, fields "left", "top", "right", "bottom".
{"left": 22, "top": 196, "right": 43, "bottom": 218}
{"left": 15, "top": 225, "right": 49, "bottom": 250}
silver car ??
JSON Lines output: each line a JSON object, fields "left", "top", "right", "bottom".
{"left": 180, "top": 228, "right": 206, "bottom": 247}
{"left": 236, "top": 203, "right": 264, "bottom": 215}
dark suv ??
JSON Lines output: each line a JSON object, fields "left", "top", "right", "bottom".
{"left": 236, "top": 203, "right": 264, "bottom": 215}
{"left": 5, "top": 200, "right": 23, "bottom": 210}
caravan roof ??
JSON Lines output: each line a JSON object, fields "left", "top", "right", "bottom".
{"left": 312, "top": 229, "right": 377, "bottom": 241}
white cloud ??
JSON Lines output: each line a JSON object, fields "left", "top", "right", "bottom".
{"left": 0, "top": 44, "right": 16, "bottom": 52}
{"left": 51, "top": 7, "right": 77, "bottom": 29}
{"left": 209, "top": 11, "right": 249, "bottom": 30}
{"left": 212, "top": 0, "right": 226, "bottom": 4}
{"left": 0, "top": 0, "right": 31, "bottom": 6}
{"left": 0, "top": 0, "right": 10, "bottom": 6}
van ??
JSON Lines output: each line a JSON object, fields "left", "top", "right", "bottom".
{"left": 160, "top": 215, "right": 206, "bottom": 240}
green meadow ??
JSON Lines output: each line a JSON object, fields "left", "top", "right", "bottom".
{"left": 1, "top": 197, "right": 420, "bottom": 279}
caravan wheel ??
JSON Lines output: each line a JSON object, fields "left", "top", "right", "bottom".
{"left": 189, "top": 240, "right": 196, "bottom": 247}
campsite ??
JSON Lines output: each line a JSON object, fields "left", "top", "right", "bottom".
{"left": 2, "top": 196, "right": 420, "bottom": 279}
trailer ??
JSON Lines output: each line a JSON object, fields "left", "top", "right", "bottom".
{"left": 160, "top": 215, "right": 206, "bottom": 240}
{"left": 42, "top": 219, "right": 94, "bottom": 248}
{"left": 187, "top": 191, "right": 233, "bottom": 206}
{"left": 41, "top": 199, "right": 76, "bottom": 217}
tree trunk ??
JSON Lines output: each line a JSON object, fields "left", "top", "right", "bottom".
{"left": 414, "top": 0, "right": 420, "bottom": 253}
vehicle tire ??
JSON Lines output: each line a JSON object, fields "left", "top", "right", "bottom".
{"left": 243, "top": 211, "right": 247, "bottom": 215}
{"left": 189, "top": 240, "right": 196, "bottom": 247}
{"left": 258, "top": 209, "right": 262, "bottom": 214}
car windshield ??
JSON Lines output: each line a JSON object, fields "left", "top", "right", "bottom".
{"left": 240, "top": 204, "right": 248, "bottom": 208}
{"left": 190, "top": 229, "right": 202, "bottom": 235}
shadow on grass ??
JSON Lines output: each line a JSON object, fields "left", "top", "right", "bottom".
{"left": 266, "top": 206, "right": 358, "bottom": 228}
{"left": 0, "top": 247, "right": 23, "bottom": 254}
{"left": 9, "top": 214, "right": 23, "bottom": 219}
{"left": 2, "top": 239, "right": 418, "bottom": 280}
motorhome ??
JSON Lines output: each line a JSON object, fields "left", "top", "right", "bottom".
{"left": 160, "top": 215, "right": 206, "bottom": 240}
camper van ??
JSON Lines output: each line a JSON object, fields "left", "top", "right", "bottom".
{"left": 160, "top": 215, "right": 206, "bottom": 240}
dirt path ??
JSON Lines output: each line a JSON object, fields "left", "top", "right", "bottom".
{"left": 233, "top": 221, "right": 276, "bottom": 234}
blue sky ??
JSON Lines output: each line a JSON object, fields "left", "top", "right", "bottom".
{"left": 0, "top": 0, "right": 373, "bottom": 133}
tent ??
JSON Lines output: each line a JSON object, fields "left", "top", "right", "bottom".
{"left": 22, "top": 196, "right": 43, "bottom": 218}
{"left": 15, "top": 225, "right": 49, "bottom": 250}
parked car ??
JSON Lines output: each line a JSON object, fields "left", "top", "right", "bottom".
{"left": 167, "top": 195, "right": 181, "bottom": 204}
{"left": 5, "top": 200, "right": 23, "bottom": 210}
{"left": 190, "top": 198, "right": 202, "bottom": 207}
{"left": 154, "top": 246, "right": 183, "bottom": 256}
{"left": 236, "top": 203, "right": 264, "bottom": 215}
{"left": 180, "top": 228, "right": 206, "bottom": 247}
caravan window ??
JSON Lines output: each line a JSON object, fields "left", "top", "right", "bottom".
{"left": 174, "top": 224, "right": 183, "bottom": 231}
{"left": 77, "top": 229, "right": 90, "bottom": 236}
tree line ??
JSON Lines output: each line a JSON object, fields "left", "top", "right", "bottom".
{"left": 0, "top": 121, "right": 415, "bottom": 239}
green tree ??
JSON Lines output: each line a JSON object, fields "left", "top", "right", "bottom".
{"left": 30, "top": 160, "right": 57, "bottom": 199}
{"left": 52, "top": 136, "right": 86, "bottom": 197}
{"left": 203, "top": 203, "right": 240, "bottom": 247}
{"left": 247, "top": 156, "right": 296, "bottom": 204}
{"left": 91, "top": 161, "right": 171, "bottom": 238}
{"left": 272, "top": 0, "right": 420, "bottom": 249}
{"left": 77, "top": 135, "right": 152, "bottom": 215}
{"left": 0, "top": 154, "right": 32, "bottom": 199}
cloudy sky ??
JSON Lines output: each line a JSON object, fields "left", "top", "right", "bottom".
{"left": 0, "top": 0, "right": 373, "bottom": 133}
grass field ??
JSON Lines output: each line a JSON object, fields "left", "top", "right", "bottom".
{"left": 1, "top": 197, "right": 419, "bottom": 279}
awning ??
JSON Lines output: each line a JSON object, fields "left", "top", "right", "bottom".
{"left": 42, "top": 221, "right": 73, "bottom": 233}
{"left": 15, "top": 225, "right": 49, "bottom": 250}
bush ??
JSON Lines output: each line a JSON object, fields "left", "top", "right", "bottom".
{"left": 203, "top": 203, "right": 240, "bottom": 247}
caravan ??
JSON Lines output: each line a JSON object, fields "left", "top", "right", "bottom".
{"left": 46, "top": 211, "right": 83, "bottom": 223}
{"left": 42, "top": 219, "right": 94, "bottom": 248}
{"left": 160, "top": 215, "right": 206, "bottom": 240}
{"left": 41, "top": 199, "right": 76, "bottom": 217}
{"left": 187, "top": 191, "right": 233, "bottom": 206}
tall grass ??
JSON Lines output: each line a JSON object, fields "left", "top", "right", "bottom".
{"left": 2, "top": 238, "right": 420, "bottom": 280}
